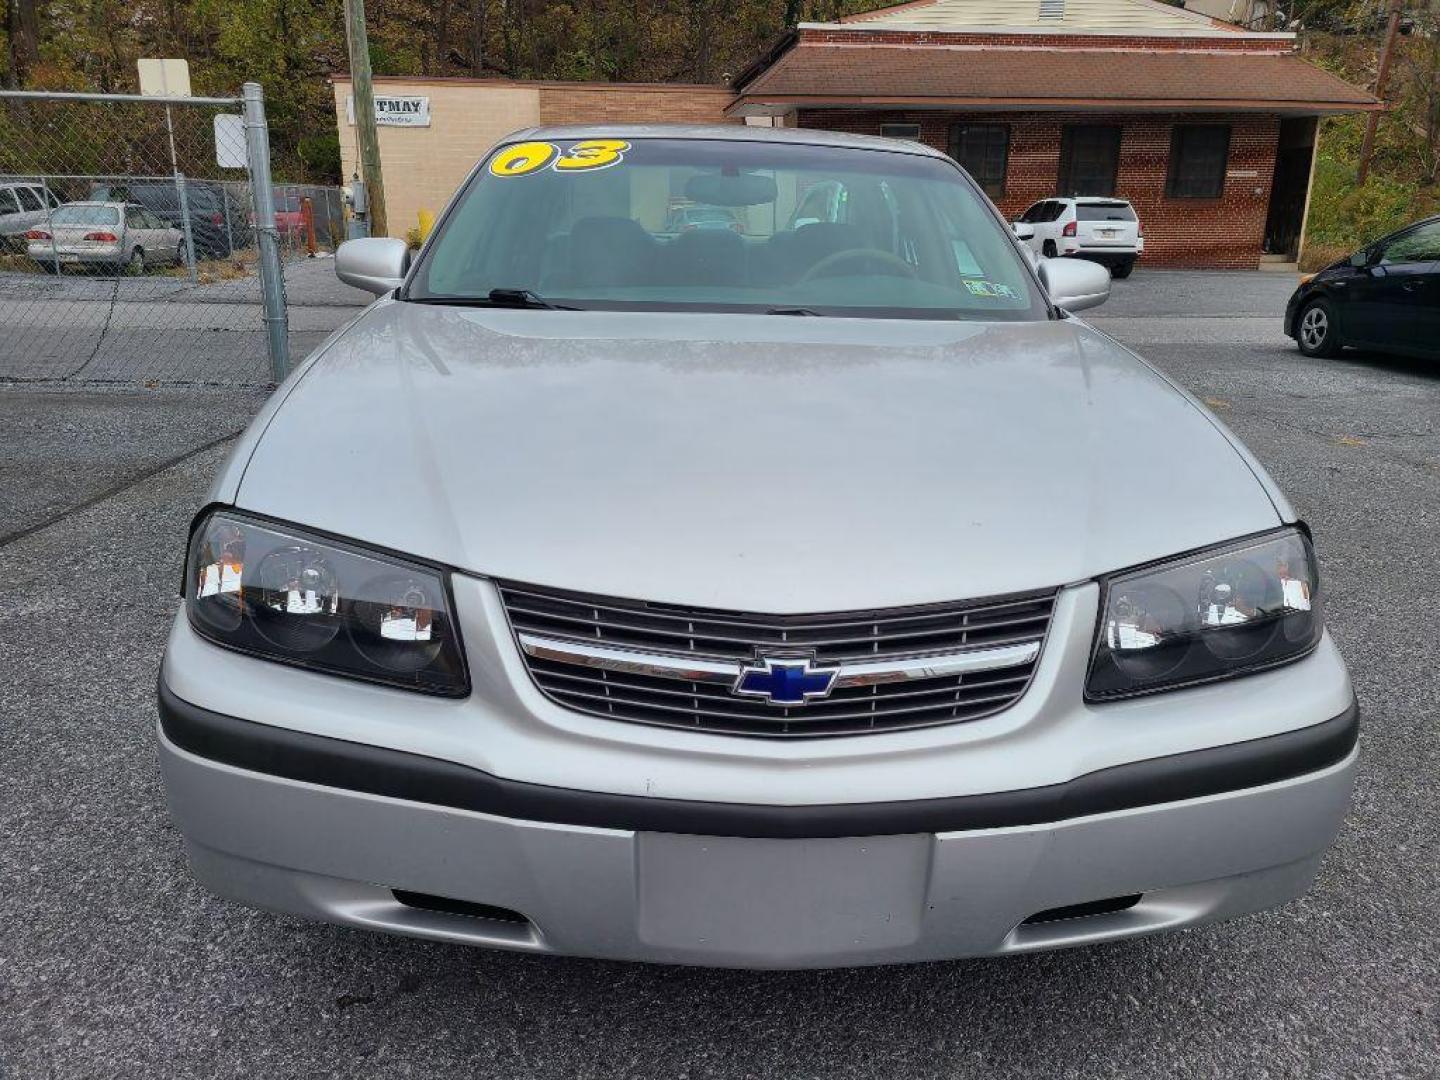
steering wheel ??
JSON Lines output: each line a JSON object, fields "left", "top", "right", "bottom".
{"left": 799, "top": 248, "right": 918, "bottom": 284}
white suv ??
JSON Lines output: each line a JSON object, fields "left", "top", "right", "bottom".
{"left": 1015, "top": 197, "right": 1143, "bottom": 279}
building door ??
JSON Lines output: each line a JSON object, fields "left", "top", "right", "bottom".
{"left": 1058, "top": 126, "right": 1121, "bottom": 197}
{"left": 1264, "top": 117, "right": 1317, "bottom": 258}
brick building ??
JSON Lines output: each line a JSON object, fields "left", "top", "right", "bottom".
{"left": 730, "top": 0, "right": 1378, "bottom": 268}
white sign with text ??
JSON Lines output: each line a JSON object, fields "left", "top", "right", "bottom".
{"left": 346, "top": 94, "right": 431, "bottom": 128}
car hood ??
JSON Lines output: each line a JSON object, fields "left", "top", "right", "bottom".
{"left": 234, "top": 301, "right": 1282, "bottom": 612}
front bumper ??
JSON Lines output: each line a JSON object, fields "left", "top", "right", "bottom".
{"left": 157, "top": 685, "right": 1357, "bottom": 968}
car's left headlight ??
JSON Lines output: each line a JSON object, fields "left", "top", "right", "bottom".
{"left": 184, "top": 509, "right": 469, "bottom": 696}
{"left": 1087, "top": 527, "right": 1323, "bottom": 700}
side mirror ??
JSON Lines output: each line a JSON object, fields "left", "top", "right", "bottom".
{"left": 336, "top": 237, "right": 410, "bottom": 296}
{"left": 1348, "top": 248, "right": 1371, "bottom": 269}
{"left": 1012, "top": 222, "right": 1037, "bottom": 242}
{"left": 1038, "top": 257, "right": 1111, "bottom": 313}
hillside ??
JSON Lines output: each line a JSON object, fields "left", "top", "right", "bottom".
{"left": 1301, "top": 20, "right": 1440, "bottom": 268}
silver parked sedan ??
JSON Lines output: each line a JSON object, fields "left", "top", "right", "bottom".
{"left": 157, "top": 126, "right": 1356, "bottom": 969}
{"left": 26, "top": 200, "right": 184, "bottom": 273}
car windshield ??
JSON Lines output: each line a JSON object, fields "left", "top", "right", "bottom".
{"left": 407, "top": 137, "right": 1045, "bottom": 320}
{"left": 51, "top": 205, "right": 119, "bottom": 226}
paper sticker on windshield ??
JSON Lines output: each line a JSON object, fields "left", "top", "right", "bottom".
{"left": 489, "top": 139, "right": 631, "bottom": 177}
{"left": 964, "top": 279, "right": 1019, "bottom": 300}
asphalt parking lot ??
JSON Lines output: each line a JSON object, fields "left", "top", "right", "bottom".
{"left": 2, "top": 270, "right": 1437, "bottom": 1078}
{"left": 0, "top": 258, "right": 369, "bottom": 385}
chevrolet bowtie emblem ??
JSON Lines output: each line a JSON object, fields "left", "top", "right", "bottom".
{"left": 732, "top": 655, "right": 840, "bottom": 706}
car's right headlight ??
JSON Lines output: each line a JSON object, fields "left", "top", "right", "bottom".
{"left": 184, "top": 509, "right": 469, "bottom": 696}
{"left": 1086, "top": 527, "right": 1323, "bottom": 700}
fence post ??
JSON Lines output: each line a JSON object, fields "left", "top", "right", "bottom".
{"left": 301, "top": 196, "right": 317, "bottom": 257}
{"left": 38, "top": 177, "right": 61, "bottom": 278}
{"left": 175, "top": 173, "right": 200, "bottom": 284}
{"left": 241, "top": 82, "right": 291, "bottom": 382}
{"left": 222, "top": 181, "right": 235, "bottom": 256}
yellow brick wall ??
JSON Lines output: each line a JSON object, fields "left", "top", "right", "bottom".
{"left": 333, "top": 80, "right": 541, "bottom": 238}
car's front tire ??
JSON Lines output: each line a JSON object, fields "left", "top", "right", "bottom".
{"left": 1111, "top": 259, "right": 1135, "bottom": 280}
{"left": 1296, "top": 298, "right": 1340, "bottom": 358}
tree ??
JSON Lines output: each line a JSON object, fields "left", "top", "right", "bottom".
{"left": 468, "top": 0, "right": 485, "bottom": 70}
{"left": 4, "top": 0, "right": 40, "bottom": 88}
{"left": 1394, "top": 1, "right": 1440, "bottom": 183}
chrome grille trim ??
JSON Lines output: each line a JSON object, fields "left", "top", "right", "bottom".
{"left": 499, "top": 585, "right": 1053, "bottom": 660}
{"left": 533, "top": 664, "right": 1033, "bottom": 706}
{"left": 501, "top": 583, "right": 1055, "bottom": 737}
{"left": 518, "top": 632, "right": 1041, "bottom": 689}
{"left": 528, "top": 682, "right": 1029, "bottom": 727}
{"left": 519, "top": 634, "right": 738, "bottom": 685}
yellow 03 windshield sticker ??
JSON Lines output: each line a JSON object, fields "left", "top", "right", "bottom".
{"left": 488, "top": 139, "right": 631, "bottom": 177}
{"left": 554, "top": 139, "right": 631, "bottom": 171}
{"left": 488, "top": 141, "right": 559, "bottom": 177}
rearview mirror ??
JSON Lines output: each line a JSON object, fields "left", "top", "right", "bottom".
{"left": 336, "top": 237, "right": 410, "bottom": 296}
{"left": 685, "top": 171, "right": 778, "bottom": 208}
{"left": 1037, "top": 257, "right": 1110, "bottom": 313}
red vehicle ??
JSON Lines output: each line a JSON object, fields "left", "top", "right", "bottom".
{"left": 273, "top": 191, "right": 305, "bottom": 242}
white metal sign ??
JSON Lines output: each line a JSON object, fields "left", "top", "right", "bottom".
{"left": 346, "top": 94, "right": 431, "bottom": 128}
{"left": 138, "top": 58, "right": 192, "bottom": 97}
{"left": 214, "top": 114, "right": 247, "bottom": 169}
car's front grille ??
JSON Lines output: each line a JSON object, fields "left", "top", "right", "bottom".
{"left": 500, "top": 583, "right": 1055, "bottom": 737}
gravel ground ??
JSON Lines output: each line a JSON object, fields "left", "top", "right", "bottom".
{"left": 1, "top": 271, "right": 1436, "bottom": 1079}
{"left": 0, "top": 390, "right": 265, "bottom": 544}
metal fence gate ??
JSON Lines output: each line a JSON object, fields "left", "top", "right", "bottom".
{"left": 0, "top": 84, "right": 347, "bottom": 387}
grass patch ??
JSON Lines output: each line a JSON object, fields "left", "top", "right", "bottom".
{"left": 161, "top": 247, "right": 260, "bottom": 284}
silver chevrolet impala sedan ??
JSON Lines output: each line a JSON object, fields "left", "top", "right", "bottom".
{"left": 157, "top": 126, "right": 1357, "bottom": 969}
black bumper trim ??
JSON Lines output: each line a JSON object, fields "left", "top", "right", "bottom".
{"left": 157, "top": 681, "right": 1358, "bottom": 839}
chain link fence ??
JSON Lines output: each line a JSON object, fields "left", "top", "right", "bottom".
{"left": 0, "top": 86, "right": 351, "bottom": 388}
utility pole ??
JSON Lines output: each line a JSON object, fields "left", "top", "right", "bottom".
{"left": 1356, "top": 0, "right": 1406, "bottom": 185}
{"left": 343, "top": 0, "right": 388, "bottom": 237}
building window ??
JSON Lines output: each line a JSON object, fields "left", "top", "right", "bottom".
{"left": 881, "top": 123, "right": 922, "bottom": 140}
{"left": 949, "top": 124, "right": 1010, "bottom": 198}
{"left": 1058, "top": 125, "right": 1121, "bottom": 197}
{"left": 1167, "top": 124, "right": 1231, "bottom": 198}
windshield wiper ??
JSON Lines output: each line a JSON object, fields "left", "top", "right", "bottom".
{"left": 407, "top": 289, "right": 578, "bottom": 310}
{"left": 766, "top": 306, "right": 826, "bottom": 316}
{"left": 486, "top": 288, "right": 576, "bottom": 310}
